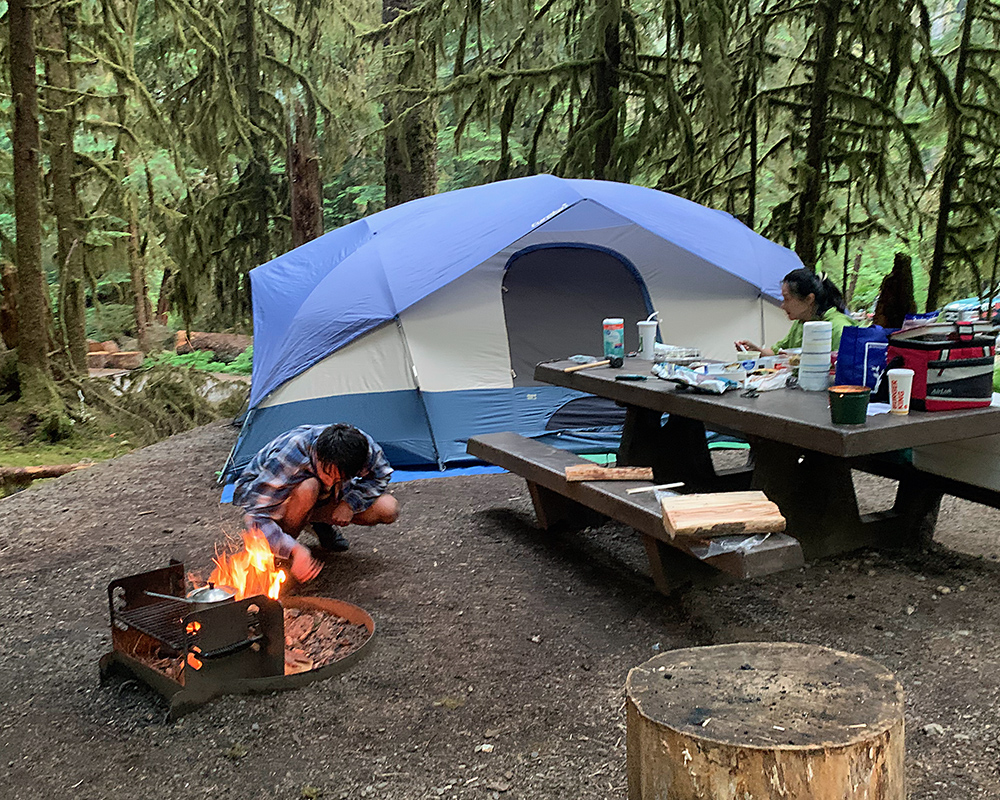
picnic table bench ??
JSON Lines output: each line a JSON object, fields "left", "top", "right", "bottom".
{"left": 466, "top": 432, "right": 804, "bottom": 594}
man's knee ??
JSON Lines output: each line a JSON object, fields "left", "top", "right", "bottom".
{"left": 372, "top": 493, "right": 399, "bottom": 524}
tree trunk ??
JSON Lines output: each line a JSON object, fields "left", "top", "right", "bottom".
{"left": 793, "top": 0, "right": 843, "bottom": 269}
{"left": 626, "top": 643, "right": 905, "bottom": 799}
{"left": 383, "top": 0, "right": 438, "bottom": 207}
{"left": 591, "top": 0, "right": 622, "bottom": 180}
{"left": 0, "top": 262, "right": 18, "bottom": 350}
{"left": 288, "top": 101, "right": 324, "bottom": 249}
{"left": 113, "top": 83, "right": 152, "bottom": 353}
{"left": 926, "top": 0, "right": 975, "bottom": 311}
{"left": 41, "top": 7, "right": 87, "bottom": 375}
{"left": 873, "top": 252, "right": 917, "bottom": 329}
{"left": 242, "top": 0, "right": 272, "bottom": 275}
{"left": 9, "top": 0, "right": 55, "bottom": 404}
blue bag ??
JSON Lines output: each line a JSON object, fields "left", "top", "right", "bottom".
{"left": 834, "top": 325, "right": 895, "bottom": 388}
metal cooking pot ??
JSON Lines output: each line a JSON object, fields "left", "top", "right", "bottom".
{"left": 145, "top": 582, "right": 237, "bottom": 611}
{"left": 186, "top": 583, "right": 237, "bottom": 608}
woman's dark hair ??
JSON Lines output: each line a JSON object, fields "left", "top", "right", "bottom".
{"left": 782, "top": 268, "right": 847, "bottom": 315}
{"left": 316, "top": 424, "right": 370, "bottom": 478}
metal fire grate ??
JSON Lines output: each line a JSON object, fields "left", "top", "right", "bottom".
{"left": 116, "top": 598, "right": 189, "bottom": 651}
{"left": 100, "top": 560, "right": 376, "bottom": 719}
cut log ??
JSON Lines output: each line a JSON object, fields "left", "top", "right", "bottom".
{"left": 86, "top": 350, "right": 109, "bottom": 369}
{"left": 564, "top": 465, "right": 654, "bottom": 482}
{"left": 626, "top": 642, "right": 905, "bottom": 799}
{"left": 0, "top": 463, "right": 91, "bottom": 484}
{"left": 106, "top": 350, "right": 144, "bottom": 370}
{"left": 661, "top": 490, "right": 785, "bottom": 539}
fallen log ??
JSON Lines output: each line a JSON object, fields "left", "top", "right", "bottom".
{"left": 0, "top": 463, "right": 91, "bottom": 485}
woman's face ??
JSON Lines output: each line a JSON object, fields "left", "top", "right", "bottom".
{"left": 781, "top": 282, "right": 816, "bottom": 322}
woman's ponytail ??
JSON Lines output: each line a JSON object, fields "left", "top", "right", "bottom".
{"left": 783, "top": 268, "right": 847, "bottom": 315}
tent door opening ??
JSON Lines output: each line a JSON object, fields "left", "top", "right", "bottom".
{"left": 502, "top": 245, "right": 653, "bottom": 387}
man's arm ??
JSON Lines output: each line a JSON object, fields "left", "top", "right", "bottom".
{"left": 341, "top": 441, "right": 393, "bottom": 513}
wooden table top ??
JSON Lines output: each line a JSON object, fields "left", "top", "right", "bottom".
{"left": 535, "top": 360, "right": 1000, "bottom": 458}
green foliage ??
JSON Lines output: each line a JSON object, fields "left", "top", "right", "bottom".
{"left": 994, "top": 358, "right": 1000, "bottom": 394}
{"left": 86, "top": 304, "right": 136, "bottom": 342}
{"left": 143, "top": 347, "right": 253, "bottom": 375}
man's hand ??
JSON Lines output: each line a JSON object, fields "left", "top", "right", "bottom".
{"left": 329, "top": 500, "right": 355, "bottom": 527}
{"left": 289, "top": 544, "right": 322, "bottom": 583}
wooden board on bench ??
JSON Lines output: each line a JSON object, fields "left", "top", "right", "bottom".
{"left": 661, "top": 491, "right": 785, "bottom": 539}
{"left": 467, "top": 432, "right": 803, "bottom": 593}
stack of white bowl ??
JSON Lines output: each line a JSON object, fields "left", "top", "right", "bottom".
{"left": 798, "top": 320, "right": 833, "bottom": 391}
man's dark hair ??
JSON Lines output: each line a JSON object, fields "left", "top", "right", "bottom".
{"left": 316, "top": 424, "right": 370, "bottom": 477}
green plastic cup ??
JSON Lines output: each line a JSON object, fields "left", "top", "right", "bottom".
{"left": 828, "top": 385, "right": 871, "bottom": 425}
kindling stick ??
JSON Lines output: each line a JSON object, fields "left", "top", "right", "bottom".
{"left": 625, "top": 482, "right": 685, "bottom": 494}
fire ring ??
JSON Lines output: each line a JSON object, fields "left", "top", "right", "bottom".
{"left": 99, "top": 562, "right": 376, "bottom": 719}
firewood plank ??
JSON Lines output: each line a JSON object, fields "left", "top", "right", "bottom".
{"left": 661, "top": 491, "right": 786, "bottom": 539}
{"left": 564, "top": 465, "right": 654, "bottom": 482}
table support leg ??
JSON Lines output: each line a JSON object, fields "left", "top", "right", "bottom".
{"left": 525, "top": 481, "right": 605, "bottom": 531}
{"left": 750, "top": 440, "right": 943, "bottom": 560}
{"left": 619, "top": 407, "right": 751, "bottom": 492}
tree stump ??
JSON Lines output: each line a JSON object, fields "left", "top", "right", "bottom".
{"left": 626, "top": 642, "right": 905, "bottom": 799}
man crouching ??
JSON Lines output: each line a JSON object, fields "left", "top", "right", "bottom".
{"left": 233, "top": 423, "right": 399, "bottom": 583}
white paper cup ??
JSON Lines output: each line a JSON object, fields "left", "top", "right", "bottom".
{"left": 888, "top": 368, "right": 915, "bottom": 415}
{"left": 637, "top": 321, "right": 659, "bottom": 360}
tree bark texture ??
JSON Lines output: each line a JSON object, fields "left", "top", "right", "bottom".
{"left": 926, "top": 0, "right": 975, "bottom": 311}
{"left": 383, "top": 0, "right": 438, "bottom": 208}
{"left": 793, "top": 0, "right": 843, "bottom": 269}
{"left": 9, "top": 0, "right": 54, "bottom": 403}
{"left": 41, "top": 8, "right": 88, "bottom": 375}
{"left": 289, "top": 101, "right": 324, "bottom": 249}
{"left": 1, "top": 262, "right": 18, "bottom": 349}
{"left": 626, "top": 643, "right": 905, "bottom": 799}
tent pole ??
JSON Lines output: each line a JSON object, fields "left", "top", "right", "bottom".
{"left": 395, "top": 318, "right": 445, "bottom": 469}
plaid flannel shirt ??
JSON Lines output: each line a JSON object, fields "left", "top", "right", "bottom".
{"left": 233, "top": 425, "right": 392, "bottom": 558}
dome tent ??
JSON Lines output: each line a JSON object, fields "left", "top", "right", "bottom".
{"left": 222, "top": 175, "right": 801, "bottom": 478}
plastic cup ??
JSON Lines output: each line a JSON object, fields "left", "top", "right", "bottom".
{"left": 637, "top": 321, "right": 659, "bottom": 360}
{"left": 829, "top": 385, "right": 871, "bottom": 425}
{"left": 888, "top": 368, "right": 915, "bottom": 415}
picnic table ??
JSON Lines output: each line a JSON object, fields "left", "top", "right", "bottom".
{"left": 533, "top": 360, "right": 1000, "bottom": 561}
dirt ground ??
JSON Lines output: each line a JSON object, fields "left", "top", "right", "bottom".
{"left": 1, "top": 420, "right": 999, "bottom": 799}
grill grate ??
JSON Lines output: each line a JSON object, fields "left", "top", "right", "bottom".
{"left": 116, "top": 599, "right": 188, "bottom": 651}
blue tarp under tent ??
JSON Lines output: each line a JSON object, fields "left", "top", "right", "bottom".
{"left": 221, "top": 175, "right": 803, "bottom": 481}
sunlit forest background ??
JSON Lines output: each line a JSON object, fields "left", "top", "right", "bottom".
{"left": 1, "top": 0, "right": 999, "bottom": 415}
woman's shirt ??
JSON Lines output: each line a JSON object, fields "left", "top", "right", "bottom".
{"left": 772, "top": 307, "right": 858, "bottom": 353}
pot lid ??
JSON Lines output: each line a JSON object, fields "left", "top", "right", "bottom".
{"left": 187, "top": 583, "right": 237, "bottom": 603}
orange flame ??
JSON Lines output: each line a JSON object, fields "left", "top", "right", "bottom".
{"left": 207, "top": 527, "right": 286, "bottom": 601}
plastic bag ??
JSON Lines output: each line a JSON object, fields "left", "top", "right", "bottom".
{"left": 687, "top": 533, "right": 772, "bottom": 560}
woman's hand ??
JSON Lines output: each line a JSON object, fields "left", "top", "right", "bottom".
{"left": 289, "top": 543, "right": 322, "bottom": 583}
{"left": 735, "top": 340, "right": 775, "bottom": 357}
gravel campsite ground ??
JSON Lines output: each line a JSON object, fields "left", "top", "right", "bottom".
{"left": 1, "top": 420, "right": 999, "bottom": 799}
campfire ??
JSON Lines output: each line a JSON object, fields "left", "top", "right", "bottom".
{"left": 100, "top": 530, "right": 375, "bottom": 719}
{"left": 205, "top": 527, "right": 286, "bottom": 601}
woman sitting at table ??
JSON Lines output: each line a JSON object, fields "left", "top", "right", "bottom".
{"left": 736, "top": 268, "right": 857, "bottom": 356}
